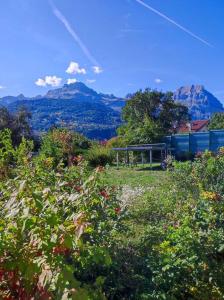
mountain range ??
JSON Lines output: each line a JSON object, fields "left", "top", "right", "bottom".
{"left": 0, "top": 82, "right": 125, "bottom": 139}
{"left": 0, "top": 83, "right": 223, "bottom": 139}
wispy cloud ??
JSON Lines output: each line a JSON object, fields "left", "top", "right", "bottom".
{"left": 0, "top": 85, "right": 5, "bottom": 89}
{"left": 92, "top": 66, "right": 103, "bottom": 74}
{"left": 135, "top": 0, "right": 213, "bottom": 47}
{"left": 66, "top": 61, "right": 86, "bottom": 75}
{"left": 67, "top": 78, "right": 77, "bottom": 84}
{"left": 86, "top": 79, "right": 96, "bottom": 84}
{"left": 49, "top": 0, "right": 100, "bottom": 65}
{"left": 154, "top": 78, "right": 163, "bottom": 84}
{"left": 35, "top": 75, "right": 62, "bottom": 87}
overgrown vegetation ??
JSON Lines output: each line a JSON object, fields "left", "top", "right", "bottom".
{"left": 0, "top": 129, "right": 123, "bottom": 299}
{"left": 87, "top": 145, "right": 113, "bottom": 167}
{"left": 1, "top": 115, "right": 224, "bottom": 298}
{"left": 105, "top": 150, "right": 224, "bottom": 299}
{"left": 40, "top": 128, "right": 91, "bottom": 167}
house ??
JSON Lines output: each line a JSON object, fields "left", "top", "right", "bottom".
{"left": 178, "top": 120, "right": 209, "bottom": 133}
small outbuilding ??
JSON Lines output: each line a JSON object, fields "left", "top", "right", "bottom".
{"left": 112, "top": 143, "right": 168, "bottom": 168}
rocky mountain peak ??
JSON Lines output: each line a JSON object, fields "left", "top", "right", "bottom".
{"left": 17, "top": 93, "right": 26, "bottom": 99}
{"left": 44, "top": 82, "right": 98, "bottom": 99}
{"left": 173, "top": 84, "right": 224, "bottom": 120}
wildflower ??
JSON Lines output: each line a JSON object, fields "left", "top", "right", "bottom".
{"left": 74, "top": 185, "right": 82, "bottom": 193}
{"left": 36, "top": 250, "right": 43, "bottom": 257}
{"left": 195, "top": 151, "right": 202, "bottom": 158}
{"left": 115, "top": 207, "right": 121, "bottom": 214}
{"left": 100, "top": 190, "right": 110, "bottom": 199}
{"left": 201, "top": 191, "right": 222, "bottom": 201}
{"left": 173, "top": 221, "right": 180, "bottom": 228}
{"left": 52, "top": 246, "right": 71, "bottom": 256}
{"left": 95, "top": 166, "right": 105, "bottom": 173}
{"left": 72, "top": 155, "right": 83, "bottom": 165}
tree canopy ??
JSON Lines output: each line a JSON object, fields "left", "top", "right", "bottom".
{"left": 118, "top": 89, "right": 189, "bottom": 144}
{"left": 0, "top": 106, "right": 32, "bottom": 145}
{"left": 209, "top": 112, "right": 224, "bottom": 130}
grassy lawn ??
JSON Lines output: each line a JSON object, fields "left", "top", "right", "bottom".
{"left": 103, "top": 163, "right": 172, "bottom": 244}
{"left": 103, "top": 163, "right": 168, "bottom": 187}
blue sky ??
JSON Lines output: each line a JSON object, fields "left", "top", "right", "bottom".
{"left": 0, "top": 0, "right": 223, "bottom": 101}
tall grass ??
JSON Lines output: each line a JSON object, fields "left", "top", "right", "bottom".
{"left": 87, "top": 145, "right": 114, "bottom": 167}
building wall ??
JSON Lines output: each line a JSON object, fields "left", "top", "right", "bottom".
{"left": 165, "top": 129, "right": 224, "bottom": 155}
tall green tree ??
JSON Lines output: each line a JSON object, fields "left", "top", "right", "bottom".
{"left": 209, "top": 112, "right": 224, "bottom": 130}
{"left": 0, "top": 106, "right": 32, "bottom": 145}
{"left": 118, "top": 89, "right": 189, "bottom": 144}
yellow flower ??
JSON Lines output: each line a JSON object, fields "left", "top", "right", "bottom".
{"left": 201, "top": 191, "right": 221, "bottom": 201}
{"left": 190, "top": 287, "right": 197, "bottom": 293}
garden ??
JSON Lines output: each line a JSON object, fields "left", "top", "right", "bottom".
{"left": 1, "top": 127, "right": 224, "bottom": 299}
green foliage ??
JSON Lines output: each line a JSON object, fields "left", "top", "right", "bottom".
{"left": 16, "top": 137, "right": 34, "bottom": 166}
{"left": 1, "top": 126, "right": 224, "bottom": 299}
{"left": 106, "top": 136, "right": 127, "bottom": 148}
{"left": 40, "top": 128, "right": 91, "bottom": 166}
{"left": 0, "top": 106, "right": 32, "bottom": 146}
{"left": 112, "top": 150, "right": 224, "bottom": 299}
{"left": 118, "top": 89, "right": 189, "bottom": 144}
{"left": 0, "top": 129, "right": 34, "bottom": 179}
{"left": 0, "top": 149, "right": 123, "bottom": 299}
{"left": 209, "top": 112, "right": 224, "bottom": 130}
{"left": 118, "top": 115, "right": 164, "bottom": 145}
{"left": 148, "top": 151, "right": 224, "bottom": 299}
{"left": 87, "top": 145, "right": 114, "bottom": 167}
{"left": 0, "top": 129, "right": 15, "bottom": 179}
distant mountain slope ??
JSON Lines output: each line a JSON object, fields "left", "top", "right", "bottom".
{"left": 8, "top": 98, "right": 120, "bottom": 139}
{"left": 1, "top": 82, "right": 125, "bottom": 139}
{"left": 173, "top": 85, "right": 224, "bottom": 120}
{"left": 0, "top": 94, "right": 27, "bottom": 105}
{"left": 1, "top": 83, "right": 224, "bottom": 139}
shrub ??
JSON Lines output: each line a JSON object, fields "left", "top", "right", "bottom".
{"left": 0, "top": 155, "right": 123, "bottom": 299}
{"left": 0, "top": 129, "right": 34, "bottom": 180}
{"left": 143, "top": 150, "right": 224, "bottom": 299}
{"left": 0, "top": 129, "right": 15, "bottom": 179}
{"left": 87, "top": 145, "right": 114, "bottom": 167}
{"left": 106, "top": 136, "right": 127, "bottom": 149}
{"left": 40, "top": 128, "right": 92, "bottom": 167}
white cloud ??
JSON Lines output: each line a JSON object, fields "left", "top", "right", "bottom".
{"left": 67, "top": 78, "right": 77, "bottom": 84}
{"left": 92, "top": 66, "right": 103, "bottom": 74}
{"left": 0, "top": 85, "right": 5, "bottom": 89}
{"left": 35, "top": 75, "right": 62, "bottom": 87}
{"left": 154, "top": 78, "right": 163, "bottom": 84}
{"left": 86, "top": 79, "right": 96, "bottom": 84}
{"left": 66, "top": 61, "right": 86, "bottom": 75}
{"left": 35, "top": 78, "right": 46, "bottom": 87}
